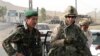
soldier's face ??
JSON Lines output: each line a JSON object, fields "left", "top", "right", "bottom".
{"left": 65, "top": 16, "right": 76, "bottom": 25}
{"left": 81, "top": 25, "right": 89, "bottom": 31}
{"left": 26, "top": 16, "right": 38, "bottom": 28}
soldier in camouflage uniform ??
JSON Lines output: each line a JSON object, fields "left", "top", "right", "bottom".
{"left": 2, "top": 10, "right": 42, "bottom": 56}
{"left": 48, "top": 6, "right": 92, "bottom": 56}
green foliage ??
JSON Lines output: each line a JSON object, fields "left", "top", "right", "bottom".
{"left": 40, "top": 8, "right": 46, "bottom": 22}
{"left": 0, "top": 6, "right": 7, "bottom": 17}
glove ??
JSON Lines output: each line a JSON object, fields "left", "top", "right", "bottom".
{"left": 64, "top": 37, "right": 73, "bottom": 45}
{"left": 16, "top": 52, "right": 24, "bottom": 56}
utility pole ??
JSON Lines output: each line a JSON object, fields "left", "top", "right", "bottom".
{"left": 95, "top": 8, "right": 97, "bottom": 19}
{"left": 29, "top": 0, "right": 33, "bottom": 10}
{"left": 37, "top": 7, "right": 39, "bottom": 17}
{"left": 55, "top": 11, "right": 56, "bottom": 16}
{"left": 75, "top": 0, "right": 77, "bottom": 11}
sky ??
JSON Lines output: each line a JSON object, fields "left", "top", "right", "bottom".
{"left": 2, "top": 0, "right": 100, "bottom": 14}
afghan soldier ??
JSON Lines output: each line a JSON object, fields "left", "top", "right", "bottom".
{"left": 48, "top": 6, "right": 92, "bottom": 56}
{"left": 2, "top": 10, "right": 42, "bottom": 56}
{"left": 79, "top": 18, "right": 93, "bottom": 47}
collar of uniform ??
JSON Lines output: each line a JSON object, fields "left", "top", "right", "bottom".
{"left": 23, "top": 21, "right": 36, "bottom": 31}
{"left": 60, "top": 20, "right": 69, "bottom": 30}
{"left": 63, "top": 20, "right": 72, "bottom": 27}
{"left": 63, "top": 21, "right": 75, "bottom": 30}
{"left": 23, "top": 21, "right": 28, "bottom": 30}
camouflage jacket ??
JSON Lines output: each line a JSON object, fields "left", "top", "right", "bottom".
{"left": 49, "top": 21, "right": 92, "bottom": 56}
{"left": 2, "top": 24, "right": 42, "bottom": 56}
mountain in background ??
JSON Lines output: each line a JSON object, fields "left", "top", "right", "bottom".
{"left": 87, "top": 10, "right": 100, "bottom": 24}
{"left": 0, "top": 0, "right": 63, "bottom": 18}
{"left": 87, "top": 11, "right": 100, "bottom": 19}
{"left": 0, "top": 0, "right": 27, "bottom": 10}
{"left": 2, "top": 0, "right": 99, "bottom": 20}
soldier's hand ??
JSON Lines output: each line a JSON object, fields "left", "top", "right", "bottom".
{"left": 16, "top": 52, "right": 24, "bottom": 56}
{"left": 64, "top": 38, "right": 73, "bottom": 44}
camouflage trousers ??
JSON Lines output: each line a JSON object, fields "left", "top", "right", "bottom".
{"left": 48, "top": 46, "right": 90, "bottom": 56}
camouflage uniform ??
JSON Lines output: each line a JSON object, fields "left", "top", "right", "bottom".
{"left": 2, "top": 24, "right": 42, "bottom": 56}
{"left": 48, "top": 6, "right": 92, "bottom": 56}
{"left": 2, "top": 10, "right": 42, "bottom": 56}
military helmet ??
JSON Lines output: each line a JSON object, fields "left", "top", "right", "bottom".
{"left": 65, "top": 6, "right": 78, "bottom": 17}
{"left": 79, "top": 18, "right": 91, "bottom": 25}
{"left": 24, "top": 10, "right": 38, "bottom": 17}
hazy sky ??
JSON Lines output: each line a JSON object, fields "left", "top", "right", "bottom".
{"left": 2, "top": 0, "right": 100, "bottom": 14}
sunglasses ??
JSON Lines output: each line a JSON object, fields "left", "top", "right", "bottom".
{"left": 65, "top": 16, "right": 77, "bottom": 18}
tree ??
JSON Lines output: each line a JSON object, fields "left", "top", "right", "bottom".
{"left": 40, "top": 8, "right": 46, "bottom": 22}
{"left": 0, "top": 6, "right": 7, "bottom": 21}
